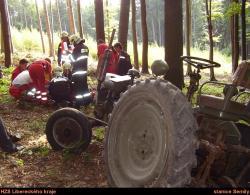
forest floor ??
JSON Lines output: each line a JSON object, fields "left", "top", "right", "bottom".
{"left": 0, "top": 67, "right": 233, "bottom": 188}
{"left": 0, "top": 96, "right": 108, "bottom": 188}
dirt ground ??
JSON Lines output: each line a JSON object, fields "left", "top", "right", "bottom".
{"left": 0, "top": 97, "right": 108, "bottom": 188}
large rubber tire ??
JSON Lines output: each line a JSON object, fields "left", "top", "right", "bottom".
{"left": 104, "top": 79, "right": 198, "bottom": 187}
{"left": 45, "top": 108, "right": 92, "bottom": 153}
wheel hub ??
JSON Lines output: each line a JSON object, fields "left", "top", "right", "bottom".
{"left": 53, "top": 117, "right": 83, "bottom": 148}
{"left": 134, "top": 129, "right": 154, "bottom": 161}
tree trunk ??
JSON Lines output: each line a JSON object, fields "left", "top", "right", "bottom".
{"left": 158, "top": 18, "right": 162, "bottom": 46}
{"left": 0, "top": 16, "right": 3, "bottom": 53}
{"left": 6, "top": 2, "right": 13, "bottom": 53}
{"left": 23, "top": 0, "right": 28, "bottom": 29}
{"left": 56, "top": 0, "right": 62, "bottom": 33}
{"left": 241, "top": 0, "right": 246, "bottom": 60}
{"left": 30, "top": 16, "right": 33, "bottom": 29}
{"left": 50, "top": 0, "right": 55, "bottom": 59}
{"left": 105, "top": 0, "right": 110, "bottom": 40}
{"left": 77, "top": 0, "right": 83, "bottom": 39}
{"left": 164, "top": 0, "right": 183, "bottom": 89}
{"left": 118, "top": 0, "right": 130, "bottom": 51}
{"left": 205, "top": 0, "right": 216, "bottom": 81}
{"left": 156, "top": 0, "right": 160, "bottom": 46}
{"left": 35, "top": 0, "right": 45, "bottom": 54}
{"left": 0, "top": 0, "right": 11, "bottom": 67}
{"left": 131, "top": 0, "right": 139, "bottom": 70}
{"left": 151, "top": 19, "right": 156, "bottom": 44}
{"left": 66, "top": 0, "right": 76, "bottom": 34}
{"left": 8, "top": 9, "right": 13, "bottom": 27}
{"left": 140, "top": 0, "right": 149, "bottom": 74}
{"left": 43, "top": 0, "right": 54, "bottom": 57}
{"left": 231, "top": 0, "right": 239, "bottom": 73}
{"left": 94, "top": 0, "right": 105, "bottom": 42}
{"left": 185, "top": 0, "right": 192, "bottom": 75}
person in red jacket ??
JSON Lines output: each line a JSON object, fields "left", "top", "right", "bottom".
{"left": 105, "top": 47, "right": 119, "bottom": 74}
{"left": 96, "top": 42, "right": 119, "bottom": 76}
{"left": 97, "top": 39, "right": 108, "bottom": 59}
{"left": 28, "top": 58, "right": 52, "bottom": 93}
{"left": 11, "top": 59, "right": 29, "bottom": 81}
{"left": 9, "top": 58, "right": 52, "bottom": 100}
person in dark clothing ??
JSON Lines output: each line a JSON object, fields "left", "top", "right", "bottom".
{"left": 57, "top": 31, "right": 72, "bottom": 66}
{"left": 0, "top": 117, "right": 22, "bottom": 153}
{"left": 113, "top": 42, "right": 132, "bottom": 76}
{"left": 69, "top": 34, "right": 89, "bottom": 73}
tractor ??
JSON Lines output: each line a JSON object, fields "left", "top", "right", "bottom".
{"left": 45, "top": 30, "right": 250, "bottom": 186}
{"left": 104, "top": 56, "right": 250, "bottom": 187}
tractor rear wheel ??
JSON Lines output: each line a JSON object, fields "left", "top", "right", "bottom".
{"left": 104, "top": 79, "right": 198, "bottom": 187}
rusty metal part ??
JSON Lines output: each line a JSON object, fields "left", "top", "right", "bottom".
{"left": 235, "top": 161, "right": 250, "bottom": 185}
{"left": 87, "top": 115, "right": 108, "bottom": 126}
{"left": 192, "top": 140, "right": 224, "bottom": 187}
{"left": 219, "top": 176, "right": 237, "bottom": 187}
{"left": 226, "top": 144, "right": 250, "bottom": 155}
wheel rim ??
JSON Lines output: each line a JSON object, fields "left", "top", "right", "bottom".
{"left": 108, "top": 99, "right": 170, "bottom": 186}
{"left": 52, "top": 117, "right": 83, "bottom": 149}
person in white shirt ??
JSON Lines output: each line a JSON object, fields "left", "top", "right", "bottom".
{"left": 12, "top": 70, "right": 33, "bottom": 87}
{"left": 9, "top": 70, "right": 33, "bottom": 99}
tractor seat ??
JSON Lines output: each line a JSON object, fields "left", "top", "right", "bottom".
{"left": 105, "top": 73, "right": 131, "bottom": 83}
{"left": 104, "top": 73, "right": 131, "bottom": 93}
{"left": 199, "top": 94, "right": 249, "bottom": 117}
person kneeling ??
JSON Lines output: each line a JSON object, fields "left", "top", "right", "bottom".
{"left": 9, "top": 58, "right": 52, "bottom": 103}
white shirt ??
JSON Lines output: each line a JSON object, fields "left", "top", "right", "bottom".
{"left": 12, "top": 70, "right": 33, "bottom": 86}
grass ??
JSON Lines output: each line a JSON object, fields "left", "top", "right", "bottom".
{"left": 93, "top": 127, "right": 105, "bottom": 141}
{"left": 15, "top": 159, "right": 24, "bottom": 167}
{"left": 32, "top": 146, "right": 50, "bottom": 157}
{"left": 26, "top": 119, "right": 46, "bottom": 132}
{"left": 0, "top": 66, "right": 13, "bottom": 104}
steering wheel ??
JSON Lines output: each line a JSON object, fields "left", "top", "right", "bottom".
{"left": 181, "top": 56, "right": 221, "bottom": 70}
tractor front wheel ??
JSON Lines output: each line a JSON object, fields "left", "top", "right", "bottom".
{"left": 45, "top": 108, "right": 92, "bottom": 153}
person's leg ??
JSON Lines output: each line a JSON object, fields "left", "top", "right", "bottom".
{"left": 0, "top": 117, "right": 17, "bottom": 153}
{"left": 9, "top": 85, "right": 22, "bottom": 99}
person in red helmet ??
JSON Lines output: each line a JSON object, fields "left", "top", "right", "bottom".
{"left": 11, "top": 58, "right": 29, "bottom": 81}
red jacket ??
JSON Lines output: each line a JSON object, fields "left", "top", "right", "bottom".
{"left": 97, "top": 43, "right": 108, "bottom": 58}
{"left": 106, "top": 50, "right": 119, "bottom": 74}
{"left": 11, "top": 67, "right": 22, "bottom": 81}
{"left": 28, "top": 60, "right": 52, "bottom": 92}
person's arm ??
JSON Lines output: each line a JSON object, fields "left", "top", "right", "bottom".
{"left": 11, "top": 68, "right": 19, "bottom": 81}
{"left": 127, "top": 53, "right": 132, "bottom": 69}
